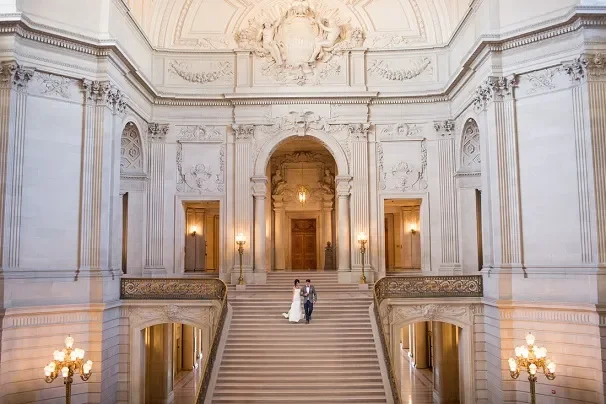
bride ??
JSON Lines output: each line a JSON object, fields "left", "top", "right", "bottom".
{"left": 282, "top": 279, "right": 304, "bottom": 323}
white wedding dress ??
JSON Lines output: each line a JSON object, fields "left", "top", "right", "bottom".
{"left": 282, "top": 287, "right": 304, "bottom": 322}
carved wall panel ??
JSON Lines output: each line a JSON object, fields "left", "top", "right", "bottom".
{"left": 121, "top": 122, "right": 144, "bottom": 173}
{"left": 459, "top": 119, "right": 480, "bottom": 172}
{"left": 28, "top": 72, "right": 81, "bottom": 101}
{"left": 377, "top": 139, "right": 427, "bottom": 192}
{"left": 176, "top": 142, "right": 225, "bottom": 194}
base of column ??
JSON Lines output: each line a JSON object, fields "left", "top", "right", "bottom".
{"left": 230, "top": 270, "right": 267, "bottom": 285}
{"left": 142, "top": 267, "right": 167, "bottom": 277}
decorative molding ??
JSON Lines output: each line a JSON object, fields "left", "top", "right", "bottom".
{"left": 126, "top": 305, "right": 210, "bottom": 328}
{"left": 120, "top": 277, "right": 227, "bottom": 300}
{"left": 235, "top": 0, "right": 364, "bottom": 85}
{"left": 367, "top": 58, "right": 431, "bottom": 81}
{"left": 472, "top": 76, "right": 518, "bottom": 112}
{"left": 374, "top": 276, "right": 483, "bottom": 303}
{"left": 522, "top": 67, "right": 562, "bottom": 94}
{"left": 147, "top": 122, "right": 169, "bottom": 141}
{"left": 81, "top": 79, "right": 127, "bottom": 113}
{"left": 251, "top": 176, "right": 268, "bottom": 197}
{"left": 377, "top": 140, "right": 427, "bottom": 192}
{"left": 335, "top": 175, "right": 352, "bottom": 196}
{"left": 176, "top": 142, "right": 225, "bottom": 194}
{"left": 0, "top": 61, "right": 34, "bottom": 91}
{"left": 378, "top": 123, "right": 423, "bottom": 140}
{"left": 176, "top": 125, "right": 224, "bottom": 142}
{"left": 564, "top": 53, "right": 606, "bottom": 83}
{"left": 34, "top": 72, "right": 74, "bottom": 99}
{"left": 390, "top": 304, "right": 474, "bottom": 325}
{"left": 168, "top": 60, "right": 233, "bottom": 85}
{"left": 434, "top": 120, "right": 455, "bottom": 137}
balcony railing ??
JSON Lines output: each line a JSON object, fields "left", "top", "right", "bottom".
{"left": 119, "top": 277, "right": 228, "bottom": 403}
{"left": 372, "top": 275, "right": 483, "bottom": 404}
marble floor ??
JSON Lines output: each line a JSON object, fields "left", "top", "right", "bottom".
{"left": 400, "top": 350, "right": 435, "bottom": 404}
{"left": 173, "top": 358, "right": 204, "bottom": 403}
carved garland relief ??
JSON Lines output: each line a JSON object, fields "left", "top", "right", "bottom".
{"left": 377, "top": 140, "right": 428, "bottom": 192}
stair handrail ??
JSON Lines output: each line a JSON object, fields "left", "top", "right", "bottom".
{"left": 118, "top": 277, "right": 228, "bottom": 403}
{"left": 373, "top": 275, "right": 483, "bottom": 404}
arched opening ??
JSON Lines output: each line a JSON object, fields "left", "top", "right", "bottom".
{"left": 398, "top": 321, "right": 463, "bottom": 403}
{"left": 119, "top": 121, "right": 146, "bottom": 275}
{"left": 267, "top": 137, "right": 337, "bottom": 271}
{"left": 137, "top": 322, "right": 207, "bottom": 403}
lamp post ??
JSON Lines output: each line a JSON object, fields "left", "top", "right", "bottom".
{"left": 235, "top": 233, "right": 246, "bottom": 285}
{"left": 508, "top": 332, "right": 556, "bottom": 404}
{"left": 357, "top": 232, "right": 368, "bottom": 284}
{"left": 191, "top": 225, "right": 198, "bottom": 272}
{"left": 44, "top": 335, "right": 93, "bottom": 404}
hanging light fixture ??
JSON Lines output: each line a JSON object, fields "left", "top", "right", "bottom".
{"left": 297, "top": 162, "right": 308, "bottom": 205}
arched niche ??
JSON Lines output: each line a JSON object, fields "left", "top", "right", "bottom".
{"left": 460, "top": 118, "right": 481, "bottom": 173}
{"left": 254, "top": 130, "right": 349, "bottom": 177}
{"left": 120, "top": 121, "right": 145, "bottom": 174}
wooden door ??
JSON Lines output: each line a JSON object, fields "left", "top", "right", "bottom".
{"left": 291, "top": 219, "right": 317, "bottom": 270}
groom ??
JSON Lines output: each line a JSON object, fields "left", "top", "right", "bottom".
{"left": 301, "top": 279, "right": 317, "bottom": 324}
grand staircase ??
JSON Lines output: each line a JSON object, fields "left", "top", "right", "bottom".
{"left": 209, "top": 272, "right": 389, "bottom": 403}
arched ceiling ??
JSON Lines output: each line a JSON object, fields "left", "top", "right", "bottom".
{"left": 126, "top": 0, "right": 471, "bottom": 50}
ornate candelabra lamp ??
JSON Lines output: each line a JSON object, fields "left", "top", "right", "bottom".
{"left": 508, "top": 332, "right": 556, "bottom": 404}
{"left": 44, "top": 335, "right": 93, "bottom": 404}
{"left": 235, "top": 233, "right": 246, "bottom": 285}
{"left": 357, "top": 232, "right": 368, "bottom": 284}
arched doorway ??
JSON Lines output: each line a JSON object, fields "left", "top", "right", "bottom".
{"left": 267, "top": 137, "right": 337, "bottom": 270}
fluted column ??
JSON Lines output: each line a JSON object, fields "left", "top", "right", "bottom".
{"left": 432, "top": 322, "right": 460, "bottom": 403}
{"left": 435, "top": 121, "right": 461, "bottom": 273}
{"left": 273, "top": 197, "right": 286, "bottom": 270}
{"left": 0, "top": 62, "right": 33, "bottom": 269}
{"left": 336, "top": 176, "right": 352, "bottom": 274}
{"left": 349, "top": 124, "right": 371, "bottom": 271}
{"left": 144, "top": 123, "right": 169, "bottom": 276}
{"left": 473, "top": 76, "right": 523, "bottom": 269}
{"left": 252, "top": 176, "right": 268, "bottom": 273}
{"left": 322, "top": 197, "right": 333, "bottom": 270}
{"left": 564, "top": 54, "right": 606, "bottom": 265}
{"left": 232, "top": 125, "right": 254, "bottom": 280}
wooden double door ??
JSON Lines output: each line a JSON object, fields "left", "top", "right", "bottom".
{"left": 291, "top": 219, "right": 317, "bottom": 270}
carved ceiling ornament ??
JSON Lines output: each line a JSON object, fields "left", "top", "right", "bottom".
{"left": 235, "top": 0, "right": 365, "bottom": 85}
{"left": 270, "top": 151, "right": 335, "bottom": 202}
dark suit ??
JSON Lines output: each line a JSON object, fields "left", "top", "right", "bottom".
{"left": 301, "top": 285, "right": 317, "bottom": 322}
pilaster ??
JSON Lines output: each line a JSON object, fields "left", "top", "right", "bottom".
{"left": 232, "top": 125, "right": 254, "bottom": 279}
{"left": 144, "top": 122, "right": 169, "bottom": 277}
{"left": 252, "top": 176, "right": 268, "bottom": 276}
{"left": 473, "top": 76, "right": 523, "bottom": 271}
{"left": 78, "top": 79, "right": 124, "bottom": 278}
{"left": 435, "top": 120, "right": 461, "bottom": 274}
{"left": 563, "top": 53, "right": 604, "bottom": 265}
{"left": 335, "top": 175, "right": 352, "bottom": 280}
{"left": 0, "top": 62, "right": 33, "bottom": 269}
{"left": 273, "top": 197, "right": 286, "bottom": 270}
{"left": 349, "top": 124, "right": 371, "bottom": 272}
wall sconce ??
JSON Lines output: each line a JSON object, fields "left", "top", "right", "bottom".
{"left": 190, "top": 225, "right": 198, "bottom": 236}
{"left": 409, "top": 224, "right": 417, "bottom": 235}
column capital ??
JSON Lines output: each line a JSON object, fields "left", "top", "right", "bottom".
{"left": 251, "top": 175, "right": 268, "bottom": 197}
{"left": 0, "top": 61, "right": 34, "bottom": 91}
{"left": 335, "top": 175, "right": 352, "bottom": 196}
{"left": 472, "top": 75, "right": 518, "bottom": 112}
{"left": 563, "top": 53, "right": 606, "bottom": 84}
{"left": 433, "top": 120, "right": 455, "bottom": 137}
{"left": 232, "top": 124, "right": 255, "bottom": 141}
{"left": 348, "top": 123, "right": 371, "bottom": 140}
{"left": 148, "top": 123, "right": 169, "bottom": 142}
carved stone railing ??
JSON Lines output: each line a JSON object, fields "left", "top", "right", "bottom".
{"left": 372, "top": 275, "right": 483, "bottom": 404}
{"left": 119, "top": 278, "right": 228, "bottom": 403}
{"left": 120, "top": 277, "right": 226, "bottom": 300}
